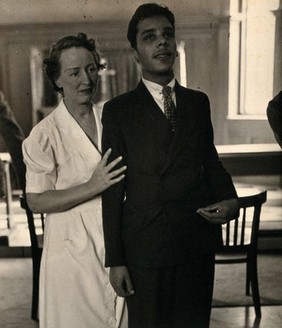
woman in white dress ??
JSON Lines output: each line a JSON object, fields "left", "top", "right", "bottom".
{"left": 22, "top": 33, "right": 128, "bottom": 328}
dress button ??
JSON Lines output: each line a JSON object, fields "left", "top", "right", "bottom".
{"left": 106, "top": 283, "right": 112, "bottom": 290}
{"left": 109, "top": 317, "right": 117, "bottom": 327}
{"left": 107, "top": 300, "right": 115, "bottom": 310}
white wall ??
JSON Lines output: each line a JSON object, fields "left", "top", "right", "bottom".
{"left": 0, "top": 0, "right": 228, "bottom": 25}
{"left": 0, "top": 0, "right": 280, "bottom": 146}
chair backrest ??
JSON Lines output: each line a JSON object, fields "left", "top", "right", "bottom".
{"left": 220, "top": 190, "right": 267, "bottom": 252}
{"left": 19, "top": 194, "right": 44, "bottom": 250}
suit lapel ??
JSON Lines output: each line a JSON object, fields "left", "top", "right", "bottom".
{"left": 129, "top": 82, "right": 171, "bottom": 149}
{"left": 132, "top": 81, "right": 198, "bottom": 176}
{"left": 134, "top": 81, "right": 167, "bottom": 123}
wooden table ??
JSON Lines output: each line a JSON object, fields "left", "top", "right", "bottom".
{"left": 216, "top": 143, "right": 282, "bottom": 176}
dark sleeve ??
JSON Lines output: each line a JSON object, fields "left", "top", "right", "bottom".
{"left": 0, "top": 99, "right": 26, "bottom": 191}
{"left": 101, "top": 102, "right": 127, "bottom": 267}
{"left": 200, "top": 93, "right": 238, "bottom": 202}
{"left": 266, "top": 91, "right": 282, "bottom": 148}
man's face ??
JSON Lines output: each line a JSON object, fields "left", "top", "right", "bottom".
{"left": 133, "top": 15, "right": 177, "bottom": 84}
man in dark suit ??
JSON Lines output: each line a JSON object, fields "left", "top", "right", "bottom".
{"left": 267, "top": 91, "right": 282, "bottom": 148}
{"left": 102, "top": 3, "right": 239, "bottom": 328}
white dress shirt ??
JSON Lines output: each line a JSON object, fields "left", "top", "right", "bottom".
{"left": 142, "top": 77, "right": 177, "bottom": 113}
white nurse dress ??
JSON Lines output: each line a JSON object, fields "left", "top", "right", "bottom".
{"left": 22, "top": 100, "right": 127, "bottom": 328}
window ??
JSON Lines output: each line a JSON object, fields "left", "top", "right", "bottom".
{"left": 228, "top": 0, "right": 280, "bottom": 119}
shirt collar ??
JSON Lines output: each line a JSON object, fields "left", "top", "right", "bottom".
{"left": 142, "top": 77, "right": 176, "bottom": 95}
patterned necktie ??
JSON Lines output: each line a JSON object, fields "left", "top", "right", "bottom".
{"left": 162, "top": 85, "right": 176, "bottom": 132}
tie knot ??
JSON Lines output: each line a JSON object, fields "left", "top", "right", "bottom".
{"left": 162, "top": 85, "right": 172, "bottom": 98}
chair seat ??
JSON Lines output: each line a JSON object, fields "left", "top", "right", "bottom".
{"left": 215, "top": 253, "right": 248, "bottom": 263}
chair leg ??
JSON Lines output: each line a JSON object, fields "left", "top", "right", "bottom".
{"left": 246, "top": 261, "right": 251, "bottom": 296}
{"left": 31, "top": 255, "right": 40, "bottom": 321}
{"left": 249, "top": 257, "right": 261, "bottom": 318}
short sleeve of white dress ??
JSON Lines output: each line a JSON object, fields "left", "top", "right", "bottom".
{"left": 22, "top": 125, "right": 56, "bottom": 193}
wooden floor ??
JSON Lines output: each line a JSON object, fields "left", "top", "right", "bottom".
{"left": 0, "top": 256, "right": 281, "bottom": 328}
{"left": 211, "top": 306, "right": 282, "bottom": 327}
{"left": 3, "top": 304, "right": 282, "bottom": 327}
{"left": 7, "top": 307, "right": 281, "bottom": 328}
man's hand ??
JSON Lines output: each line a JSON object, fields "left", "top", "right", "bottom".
{"left": 110, "top": 265, "right": 135, "bottom": 297}
{"left": 197, "top": 198, "right": 240, "bottom": 224}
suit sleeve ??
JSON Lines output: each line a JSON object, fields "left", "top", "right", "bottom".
{"left": 102, "top": 102, "right": 127, "bottom": 267}
{"left": 200, "top": 94, "right": 238, "bottom": 202}
{"left": 266, "top": 91, "right": 282, "bottom": 148}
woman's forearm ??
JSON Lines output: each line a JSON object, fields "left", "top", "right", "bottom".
{"left": 26, "top": 150, "right": 126, "bottom": 214}
{"left": 26, "top": 180, "right": 98, "bottom": 214}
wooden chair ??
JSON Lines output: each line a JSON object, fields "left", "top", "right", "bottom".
{"left": 215, "top": 190, "right": 267, "bottom": 318}
{"left": 20, "top": 194, "right": 44, "bottom": 321}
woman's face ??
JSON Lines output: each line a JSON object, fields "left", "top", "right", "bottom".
{"left": 56, "top": 46, "right": 99, "bottom": 107}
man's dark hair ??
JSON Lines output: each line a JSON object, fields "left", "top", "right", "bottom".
{"left": 127, "top": 3, "right": 175, "bottom": 49}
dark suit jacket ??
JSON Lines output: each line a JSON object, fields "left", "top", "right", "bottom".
{"left": 102, "top": 80, "right": 237, "bottom": 268}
